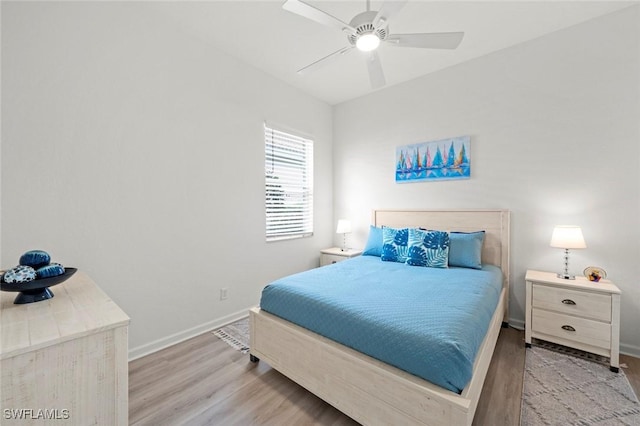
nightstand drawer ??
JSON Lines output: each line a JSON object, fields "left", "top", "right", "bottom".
{"left": 532, "top": 309, "right": 611, "bottom": 350}
{"left": 321, "top": 254, "right": 347, "bottom": 266}
{"left": 532, "top": 284, "right": 611, "bottom": 322}
{"left": 319, "top": 248, "right": 362, "bottom": 267}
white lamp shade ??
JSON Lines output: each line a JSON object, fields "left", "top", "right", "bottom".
{"left": 336, "top": 219, "right": 352, "bottom": 234}
{"left": 550, "top": 226, "right": 586, "bottom": 249}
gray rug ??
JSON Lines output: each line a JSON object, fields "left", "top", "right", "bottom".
{"left": 521, "top": 344, "right": 640, "bottom": 425}
{"left": 212, "top": 317, "right": 249, "bottom": 354}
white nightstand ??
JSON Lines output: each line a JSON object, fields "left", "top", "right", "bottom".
{"left": 525, "top": 269, "right": 621, "bottom": 372}
{"left": 320, "top": 247, "right": 362, "bottom": 266}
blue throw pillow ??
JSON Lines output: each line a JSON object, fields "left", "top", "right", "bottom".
{"left": 362, "top": 225, "right": 383, "bottom": 257}
{"left": 381, "top": 227, "right": 409, "bottom": 263}
{"left": 449, "top": 231, "right": 485, "bottom": 269}
{"left": 406, "top": 228, "right": 450, "bottom": 268}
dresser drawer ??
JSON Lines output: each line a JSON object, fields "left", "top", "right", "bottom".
{"left": 532, "top": 308, "right": 611, "bottom": 350}
{"left": 532, "top": 284, "right": 611, "bottom": 322}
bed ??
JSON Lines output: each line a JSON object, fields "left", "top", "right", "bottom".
{"left": 250, "top": 209, "right": 510, "bottom": 426}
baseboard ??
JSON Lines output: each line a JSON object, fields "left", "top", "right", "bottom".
{"left": 508, "top": 317, "right": 524, "bottom": 330}
{"left": 128, "top": 307, "right": 252, "bottom": 361}
{"left": 128, "top": 311, "right": 639, "bottom": 361}
{"left": 621, "top": 342, "right": 640, "bottom": 359}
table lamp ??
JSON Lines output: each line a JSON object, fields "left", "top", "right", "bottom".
{"left": 336, "top": 219, "right": 352, "bottom": 252}
{"left": 550, "top": 225, "right": 586, "bottom": 279}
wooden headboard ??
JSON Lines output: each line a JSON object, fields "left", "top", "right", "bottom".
{"left": 372, "top": 209, "right": 511, "bottom": 298}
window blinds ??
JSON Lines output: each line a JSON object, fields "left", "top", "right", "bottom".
{"left": 265, "top": 125, "right": 314, "bottom": 241}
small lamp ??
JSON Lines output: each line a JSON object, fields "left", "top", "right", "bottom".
{"left": 550, "top": 225, "right": 586, "bottom": 279}
{"left": 336, "top": 219, "right": 352, "bottom": 252}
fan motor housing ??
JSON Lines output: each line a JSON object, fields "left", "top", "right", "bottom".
{"left": 347, "top": 11, "right": 388, "bottom": 46}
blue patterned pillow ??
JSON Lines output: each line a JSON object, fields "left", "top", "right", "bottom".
{"left": 381, "top": 227, "right": 409, "bottom": 263}
{"left": 449, "top": 231, "right": 485, "bottom": 269}
{"left": 406, "top": 228, "right": 450, "bottom": 268}
{"left": 363, "top": 225, "right": 384, "bottom": 257}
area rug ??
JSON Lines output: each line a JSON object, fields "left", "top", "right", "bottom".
{"left": 212, "top": 317, "right": 249, "bottom": 354}
{"left": 521, "top": 343, "right": 640, "bottom": 425}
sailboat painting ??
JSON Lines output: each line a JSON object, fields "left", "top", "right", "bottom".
{"left": 396, "top": 136, "right": 470, "bottom": 183}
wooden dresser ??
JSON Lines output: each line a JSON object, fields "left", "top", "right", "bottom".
{"left": 1, "top": 272, "right": 130, "bottom": 424}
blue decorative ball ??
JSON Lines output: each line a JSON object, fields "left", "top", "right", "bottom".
{"left": 36, "top": 263, "right": 65, "bottom": 279}
{"left": 19, "top": 250, "right": 51, "bottom": 269}
{"left": 3, "top": 265, "right": 37, "bottom": 284}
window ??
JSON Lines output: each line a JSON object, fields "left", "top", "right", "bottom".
{"left": 265, "top": 124, "right": 313, "bottom": 241}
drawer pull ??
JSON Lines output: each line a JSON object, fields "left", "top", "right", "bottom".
{"left": 561, "top": 325, "right": 576, "bottom": 332}
{"left": 561, "top": 299, "right": 576, "bottom": 305}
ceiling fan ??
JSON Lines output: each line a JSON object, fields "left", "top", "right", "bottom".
{"left": 283, "top": 0, "right": 464, "bottom": 89}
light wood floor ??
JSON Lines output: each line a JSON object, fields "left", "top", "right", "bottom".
{"left": 129, "top": 326, "right": 640, "bottom": 425}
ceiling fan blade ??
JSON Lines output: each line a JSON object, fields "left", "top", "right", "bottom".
{"left": 386, "top": 32, "right": 464, "bottom": 49}
{"left": 365, "top": 50, "right": 386, "bottom": 89}
{"left": 283, "top": 0, "right": 355, "bottom": 33}
{"left": 297, "top": 46, "right": 354, "bottom": 75}
{"left": 373, "top": 0, "right": 408, "bottom": 28}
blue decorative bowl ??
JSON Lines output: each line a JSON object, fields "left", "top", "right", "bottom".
{"left": 1, "top": 268, "right": 77, "bottom": 304}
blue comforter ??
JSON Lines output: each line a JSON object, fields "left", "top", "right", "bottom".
{"left": 260, "top": 256, "right": 502, "bottom": 393}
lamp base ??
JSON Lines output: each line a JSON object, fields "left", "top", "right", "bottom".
{"left": 557, "top": 248, "right": 575, "bottom": 280}
{"left": 557, "top": 273, "right": 576, "bottom": 280}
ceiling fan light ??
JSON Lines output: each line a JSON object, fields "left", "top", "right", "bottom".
{"left": 356, "top": 33, "right": 380, "bottom": 52}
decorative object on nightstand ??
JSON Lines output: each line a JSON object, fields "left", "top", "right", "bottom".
{"left": 320, "top": 247, "right": 362, "bottom": 267}
{"left": 549, "top": 225, "right": 586, "bottom": 279}
{"left": 584, "top": 266, "right": 607, "bottom": 282}
{"left": 525, "top": 269, "right": 621, "bottom": 372}
{"left": 336, "top": 219, "right": 352, "bottom": 251}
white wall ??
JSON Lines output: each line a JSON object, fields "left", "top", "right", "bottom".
{"left": 1, "top": 2, "right": 333, "bottom": 357}
{"left": 333, "top": 7, "right": 640, "bottom": 356}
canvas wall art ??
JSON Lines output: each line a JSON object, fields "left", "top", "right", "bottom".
{"left": 396, "top": 135, "right": 470, "bottom": 183}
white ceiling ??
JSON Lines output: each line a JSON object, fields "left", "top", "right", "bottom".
{"left": 148, "top": 1, "right": 637, "bottom": 105}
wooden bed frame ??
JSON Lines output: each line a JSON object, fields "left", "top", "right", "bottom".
{"left": 250, "top": 209, "right": 510, "bottom": 426}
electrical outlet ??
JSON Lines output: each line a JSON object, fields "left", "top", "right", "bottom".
{"left": 220, "top": 288, "right": 228, "bottom": 301}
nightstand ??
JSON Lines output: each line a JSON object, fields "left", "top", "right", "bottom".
{"left": 525, "top": 269, "right": 621, "bottom": 372}
{"left": 320, "top": 247, "right": 362, "bottom": 266}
